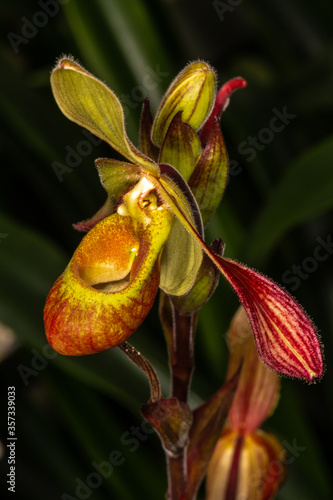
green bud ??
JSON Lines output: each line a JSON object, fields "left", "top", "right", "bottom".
{"left": 151, "top": 61, "right": 216, "bottom": 148}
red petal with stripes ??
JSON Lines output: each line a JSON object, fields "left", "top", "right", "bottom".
{"left": 213, "top": 256, "right": 323, "bottom": 381}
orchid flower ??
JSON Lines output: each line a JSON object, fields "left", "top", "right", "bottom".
{"left": 206, "top": 307, "right": 287, "bottom": 500}
{"left": 44, "top": 58, "right": 323, "bottom": 382}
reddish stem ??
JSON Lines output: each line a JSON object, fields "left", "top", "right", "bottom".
{"left": 161, "top": 297, "right": 198, "bottom": 499}
{"left": 170, "top": 307, "right": 197, "bottom": 403}
{"left": 167, "top": 454, "right": 188, "bottom": 500}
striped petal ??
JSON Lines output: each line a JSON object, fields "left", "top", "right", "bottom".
{"left": 215, "top": 257, "right": 323, "bottom": 381}
{"left": 143, "top": 173, "right": 323, "bottom": 381}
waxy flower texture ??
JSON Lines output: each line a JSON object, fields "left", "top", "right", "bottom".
{"left": 44, "top": 57, "right": 323, "bottom": 381}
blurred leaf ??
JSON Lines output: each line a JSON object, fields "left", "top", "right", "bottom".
{"left": 247, "top": 135, "right": 333, "bottom": 263}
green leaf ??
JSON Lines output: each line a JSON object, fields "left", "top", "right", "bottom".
{"left": 247, "top": 135, "right": 333, "bottom": 262}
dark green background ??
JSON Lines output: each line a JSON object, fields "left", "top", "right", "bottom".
{"left": 0, "top": 1, "right": 332, "bottom": 498}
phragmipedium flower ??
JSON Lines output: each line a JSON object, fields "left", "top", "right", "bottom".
{"left": 44, "top": 57, "right": 323, "bottom": 382}
{"left": 206, "top": 307, "right": 287, "bottom": 500}
{"left": 44, "top": 177, "right": 173, "bottom": 355}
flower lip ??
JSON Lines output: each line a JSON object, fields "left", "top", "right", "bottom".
{"left": 89, "top": 272, "right": 132, "bottom": 293}
{"left": 44, "top": 182, "right": 174, "bottom": 356}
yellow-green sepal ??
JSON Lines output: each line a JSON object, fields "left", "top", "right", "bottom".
{"left": 51, "top": 57, "right": 159, "bottom": 176}
{"left": 95, "top": 158, "right": 141, "bottom": 201}
{"left": 159, "top": 217, "right": 202, "bottom": 296}
{"left": 151, "top": 61, "right": 216, "bottom": 148}
{"left": 156, "top": 165, "right": 204, "bottom": 296}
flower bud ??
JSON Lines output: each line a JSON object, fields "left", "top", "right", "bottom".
{"left": 206, "top": 429, "right": 287, "bottom": 500}
{"left": 151, "top": 61, "right": 216, "bottom": 147}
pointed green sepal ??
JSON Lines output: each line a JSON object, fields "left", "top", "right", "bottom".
{"left": 51, "top": 57, "right": 159, "bottom": 175}
{"left": 95, "top": 158, "right": 141, "bottom": 200}
{"left": 156, "top": 164, "right": 203, "bottom": 296}
{"left": 151, "top": 61, "right": 216, "bottom": 148}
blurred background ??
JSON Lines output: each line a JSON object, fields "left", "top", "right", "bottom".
{"left": 0, "top": 0, "right": 332, "bottom": 498}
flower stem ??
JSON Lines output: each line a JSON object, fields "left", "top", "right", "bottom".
{"left": 118, "top": 341, "right": 161, "bottom": 402}
{"left": 167, "top": 454, "right": 188, "bottom": 500}
{"left": 158, "top": 295, "right": 199, "bottom": 499}
{"left": 170, "top": 308, "right": 197, "bottom": 403}
{"left": 159, "top": 292, "right": 197, "bottom": 403}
